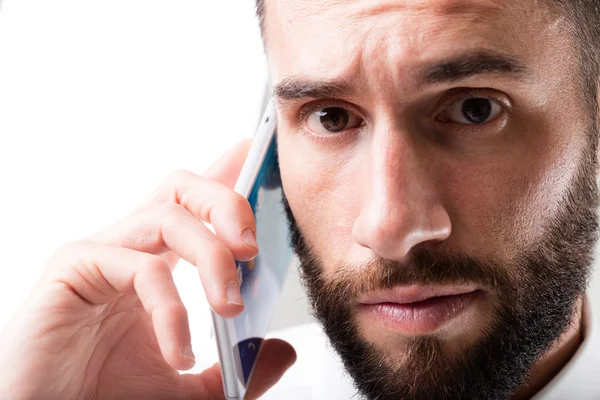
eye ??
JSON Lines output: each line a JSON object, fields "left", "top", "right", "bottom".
{"left": 306, "top": 107, "right": 363, "bottom": 135}
{"left": 439, "top": 97, "right": 503, "bottom": 125}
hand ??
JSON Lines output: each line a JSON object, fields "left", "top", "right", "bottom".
{"left": 0, "top": 140, "right": 296, "bottom": 400}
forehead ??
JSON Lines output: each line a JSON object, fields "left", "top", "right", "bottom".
{"left": 264, "top": 0, "right": 564, "bottom": 85}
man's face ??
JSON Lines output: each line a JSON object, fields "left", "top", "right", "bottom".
{"left": 265, "top": 0, "right": 599, "bottom": 398}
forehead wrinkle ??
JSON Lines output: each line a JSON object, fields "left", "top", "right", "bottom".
{"left": 340, "top": 1, "right": 515, "bottom": 87}
{"left": 349, "top": 0, "right": 506, "bottom": 21}
{"left": 267, "top": 0, "right": 561, "bottom": 105}
{"left": 272, "top": 0, "right": 357, "bottom": 28}
{"left": 350, "top": 0, "right": 508, "bottom": 55}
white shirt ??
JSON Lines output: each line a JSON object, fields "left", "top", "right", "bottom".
{"left": 265, "top": 290, "right": 600, "bottom": 400}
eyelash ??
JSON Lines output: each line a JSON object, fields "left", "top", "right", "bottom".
{"left": 295, "top": 101, "right": 365, "bottom": 143}
{"left": 296, "top": 101, "right": 360, "bottom": 125}
{"left": 296, "top": 89, "right": 511, "bottom": 140}
{"left": 434, "top": 90, "right": 511, "bottom": 124}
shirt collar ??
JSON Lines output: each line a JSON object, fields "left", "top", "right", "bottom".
{"left": 532, "top": 292, "right": 600, "bottom": 399}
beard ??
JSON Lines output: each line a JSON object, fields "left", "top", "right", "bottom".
{"left": 281, "top": 129, "right": 599, "bottom": 400}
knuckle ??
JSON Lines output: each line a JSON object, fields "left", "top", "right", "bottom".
{"left": 158, "top": 202, "right": 186, "bottom": 218}
{"left": 204, "top": 243, "right": 235, "bottom": 270}
{"left": 143, "top": 255, "right": 170, "bottom": 275}
{"left": 158, "top": 203, "right": 188, "bottom": 231}
{"left": 143, "top": 170, "right": 195, "bottom": 207}
{"left": 45, "top": 240, "right": 92, "bottom": 276}
{"left": 229, "top": 192, "right": 251, "bottom": 213}
{"left": 134, "top": 257, "right": 171, "bottom": 294}
{"left": 212, "top": 191, "right": 251, "bottom": 220}
{"left": 162, "top": 302, "right": 188, "bottom": 317}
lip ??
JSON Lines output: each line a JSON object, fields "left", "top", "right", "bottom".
{"left": 358, "top": 285, "right": 482, "bottom": 335}
{"left": 358, "top": 284, "right": 480, "bottom": 305}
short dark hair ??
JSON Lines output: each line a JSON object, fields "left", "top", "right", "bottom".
{"left": 255, "top": 0, "right": 600, "bottom": 116}
{"left": 255, "top": 0, "right": 266, "bottom": 40}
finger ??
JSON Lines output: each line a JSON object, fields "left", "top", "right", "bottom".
{"left": 47, "top": 241, "right": 194, "bottom": 371}
{"left": 202, "top": 139, "right": 253, "bottom": 188}
{"left": 162, "top": 251, "right": 181, "bottom": 270}
{"left": 132, "top": 169, "right": 258, "bottom": 262}
{"left": 138, "top": 138, "right": 252, "bottom": 212}
{"left": 179, "top": 339, "right": 296, "bottom": 400}
{"left": 179, "top": 363, "right": 223, "bottom": 399}
{"left": 90, "top": 203, "right": 245, "bottom": 318}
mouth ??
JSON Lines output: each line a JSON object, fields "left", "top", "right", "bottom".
{"left": 357, "top": 285, "right": 483, "bottom": 335}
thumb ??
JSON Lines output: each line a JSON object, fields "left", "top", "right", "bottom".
{"left": 203, "top": 139, "right": 253, "bottom": 189}
{"left": 245, "top": 338, "right": 297, "bottom": 399}
{"left": 181, "top": 338, "right": 296, "bottom": 399}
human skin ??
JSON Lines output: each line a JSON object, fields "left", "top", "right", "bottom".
{"left": 0, "top": 141, "right": 296, "bottom": 400}
{"left": 264, "top": 0, "right": 595, "bottom": 397}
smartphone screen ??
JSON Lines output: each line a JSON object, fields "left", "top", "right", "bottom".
{"left": 231, "top": 135, "right": 292, "bottom": 391}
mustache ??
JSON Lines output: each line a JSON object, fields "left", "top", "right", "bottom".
{"left": 302, "top": 248, "right": 513, "bottom": 302}
{"left": 284, "top": 194, "right": 514, "bottom": 304}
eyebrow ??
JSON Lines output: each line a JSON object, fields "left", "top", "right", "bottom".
{"left": 274, "top": 78, "right": 352, "bottom": 102}
{"left": 273, "top": 50, "right": 530, "bottom": 102}
{"left": 422, "top": 51, "right": 529, "bottom": 84}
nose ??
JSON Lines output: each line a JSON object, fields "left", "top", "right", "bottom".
{"left": 352, "top": 125, "right": 451, "bottom": 261}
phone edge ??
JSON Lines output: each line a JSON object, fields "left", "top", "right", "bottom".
{"left": 211, "top": 98, "right": 277, "bottom": 400}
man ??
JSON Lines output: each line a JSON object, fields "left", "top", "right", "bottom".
{"left": 1, "top": 0, "right": 599, "bottom": 399}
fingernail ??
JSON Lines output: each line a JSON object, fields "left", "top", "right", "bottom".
{"left": 182, "top": 344, "right": 195, "bottom": 364}
{"left": 226, "top": 281, "right": 244, "bottom": 306}
{"left": 241, "top": 227, "right": 258, "bottom": 248}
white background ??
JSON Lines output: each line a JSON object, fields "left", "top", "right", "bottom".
{"left": 0, "top": 0, "right": 315, "bottom": 372}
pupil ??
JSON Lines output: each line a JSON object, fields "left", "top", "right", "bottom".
{"left": 462, "top": 98, "right": 492, "bottom": 123}
{"left": 319, "top": 107, "right": 349, "bottom": 132}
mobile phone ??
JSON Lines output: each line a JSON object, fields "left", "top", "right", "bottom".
{"left": 210, "top": 98, "right": 293, "bottom": 400}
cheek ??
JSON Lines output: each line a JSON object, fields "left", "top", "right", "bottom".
{"left": 278, "top": 135, "right": 361, "bottom": 269}
{"left": 439, "top": 124, "right": 583, "bottom": 260}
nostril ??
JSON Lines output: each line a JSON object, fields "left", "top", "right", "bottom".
{"left": 352, "top": 213, "right": 451, "bottom": 261}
